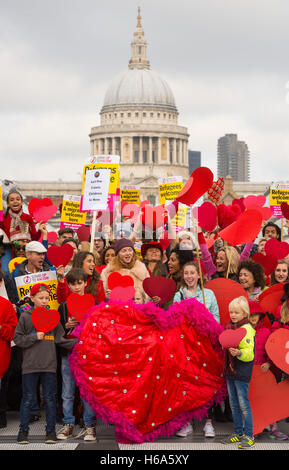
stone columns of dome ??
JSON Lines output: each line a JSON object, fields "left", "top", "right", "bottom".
{"left": 104, "top": 138, "right": 109, "bottom": 155}
{"left": 157, "top": 137, "right": 161, "bottom": 164}
{"left": 173, "top": 138, "right": 177, "bottom": 164}
{"left": 112, "top": 137, "right": 116, "bottom": 155}
{"left": 179, "top": 139, "right": 183, "bottom": 165}
{"left": 148, "top": 136, "right": 153, "bottom": 164}
{"left": 139, "top": 136, "right": 143, "bottom": 164}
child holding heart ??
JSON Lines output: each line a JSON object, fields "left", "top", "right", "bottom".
{"left": 221, "top": 296, "right": 256, "bottom": 449}
{"left": 57, "top": 268, "right": 97, "bottom": 442}
{"left": 13, "top": 283, "right": 77, "bottom": 445}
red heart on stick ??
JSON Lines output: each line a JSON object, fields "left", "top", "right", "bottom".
{"left": 108, "top": 272, "right": 134, "bottom": 290}
{"left": 31, "top": 307, "right": 60, "bottom": 333}
{"left": 47, "top": 244, "right": 74, "bottom": 268}
{"left": 176, "top": 167, "right": 214, "bottom": 206}
{"left": 143, "top": 276, "right": 176, "bottom": 305}
{"left": 265, "top": 238, "right": 289, "bottom": 260}
{"left": 252, "top": 253, "right": 278, "bottom": 276}
{"left": 66, "top": 293, "right": 95, "bottom": 322}
{"left": 259, "top": 282, "right": 285, "bottom": 316}
{"left": 281, "top": 202, "right": 289, "bottom": 219}
{"left": 110, "top": 286, "right": 135, "bottom": 302}
{"left": 77, "top": 225, "right": 91, "bottom": 242}
{"left": 47, "top": 232, "right": 58, "bottom": 244}
{"left": 244, "top": 195, "right": 266, "bottom": 208}
{"left": 28, "top": 197, "right": 54, "bottom": 216}
{"left": 205, "top": 278, "right": 248, "bottom": 325}
{"left": 195, "top": 201, "right": 217, "bottom": 232}
{"left": 247, "top": 204, "right": 272, "bottom": 221}
{"left": 218, "top": 328, "right": 246, "bottom": 349}
{"left": 218, "top": 209, "right": 263, "bottom": 246}
{"left": 249, "top": 366, "right": 289, "bottom": 436}
{"left": 232, "top": 198, "right": 246, "bottom": 213}
{"left": 141, "top": 205, "right": 166, "bottom": 231}
{"left": 265, "top": 329, "right": 289, "bottom": 375}
{"left": 33, "top": 204, "right": 58, "bottom": 223}
{"left": 217, "top": 204, "right": 241, "bottom": 230}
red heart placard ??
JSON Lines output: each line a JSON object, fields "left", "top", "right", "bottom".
{"left": 143, "top": 276, "right": 176, "bottom": 305}
{"left": 141, "top": 205, "right": 166, "bottom": 231}
{"left": 47, "top": 244, "right": 74, "bottom": 268}
{"left": 218, "top": 328, "right": 246, "bottom": 349}
{"left": 218, "top": 209, "right": 263, "bottom": 246}
{"left": 251, "top": 252, "right": 278, "bottom": 276}
{"left": 244, "top": 195, "right": 266, "bottom": 208}
{"left": 77, "top": 225, "right": 91, "bottom": 242}
{"left": 249, "top": 366, "right": 289, "bottom": 436}
{"left": 265, "top": 329, "right": 289, "bottom": 375}
{"left": 265, "top": 238, "right": 289, "bottom": 260}
{"left": 259, "top": 282, "right": 285, "bottom": 316}
{"left": 66, "top": 293, "right": 95, "bottom": 322}
{"left": 176, "top": 167, "right": 214, "bottom": 206}
{"left": 281, "top": 202, "right": 289, "bottom": 219}
{"left": 28, "top": 197, "right": 54, "bottom": 216}
{"left": 47, "top": 232, "right": 58, "bottom": 244}
{"left": 217, "top": 204, "right": 241, "bottom": 230}
{"left": 232, "top": 198, "right": 245, "bottom": 213}
{"left": 110, "top": 286, "right": 135, "bottom": 302}
{"left": 195, "top": 201, "right": 217, "bottom": 232}
{"left": 33, "top": 204, "right": 58, "bottom": 223}
{"left": 108, "top": 272, "right": 134, "bottom": 290}
{"left": 207, "top": 177, "right": 225, "bottom": 205}
{"left": 247, "top": 204, "right": 272, "bottom": 221}
{"left": 205, "top": 278, "right": 249, "bottom": 325}
{"left": 31, "top": 307, "right": 60, "bottom": 333}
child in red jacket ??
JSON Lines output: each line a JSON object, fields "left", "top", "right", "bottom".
{"left": 2, "top": 190, "right": 40, "bottom": 243}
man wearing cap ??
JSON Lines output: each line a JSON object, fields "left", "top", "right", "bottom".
{"left": 4, "top": 241, "right": 52, "bottom": 306}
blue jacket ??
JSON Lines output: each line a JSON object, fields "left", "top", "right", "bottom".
{"left": 173, "top": 285, "right": 220, "bottom": 324}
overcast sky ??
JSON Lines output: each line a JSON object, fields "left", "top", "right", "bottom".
{"left": 1, "top": 0, "right": 289, "bottom": 184}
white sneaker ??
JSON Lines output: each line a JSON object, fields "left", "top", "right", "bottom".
{"left": 176, "top": 422, "right": 193, "bottom": 437}
{"left": 83, "top": 425, "right": 96, "bottom": 441}
{"left": 204, "top": 421, "right": 215, "bottom": 437}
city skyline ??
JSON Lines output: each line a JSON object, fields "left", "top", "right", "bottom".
{"left": 1, "top": 1, "right": 289, "bottom": 183}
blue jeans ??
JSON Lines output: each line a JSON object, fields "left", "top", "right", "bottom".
{"left": 61, "top": 355, "right": 96, "bottom": 427}
{"left": 226, "top": 378, "right": 253, "bottom": 438}
{"left": 20, "top": 372, "right": 57, "bottom": 432}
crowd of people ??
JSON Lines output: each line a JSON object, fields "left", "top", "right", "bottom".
{"left": 0, "top": 188, "right": 289, "bottom": 449}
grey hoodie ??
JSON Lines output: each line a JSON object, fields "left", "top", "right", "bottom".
{"left": 13, "top": 308, "right": 77, "bottom": 375}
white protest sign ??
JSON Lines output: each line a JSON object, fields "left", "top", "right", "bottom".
{"left": 81, "top": 168, "right": 111, "bottom": 212}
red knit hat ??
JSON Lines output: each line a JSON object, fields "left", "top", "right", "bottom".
{"left": 248, "top": 300, "right": 265, "bottom": 317}
{"left": 30, "top": 283, "right": 50, "bottom": 297}
{"left": 141, "top": 241, "right": 163, "bottom": 259}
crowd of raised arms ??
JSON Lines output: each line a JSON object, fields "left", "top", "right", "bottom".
{"left": 1, "top": 186, "right": 289, "bottom": 450}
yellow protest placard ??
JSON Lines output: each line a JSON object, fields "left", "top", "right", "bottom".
{"left": 82, "top": 155, "right": 120, "bottom": 196}
{"left": 60, "top": 195, "right": 87, "bottom": 230}
{"left": 121, "top": 185, "right": 141, "bottom": 205}
{"left": 15, "top": 271, "right": 59, "bottom": 310}
{"left": 270, "top": 183, "right": 289, "bottom": 218}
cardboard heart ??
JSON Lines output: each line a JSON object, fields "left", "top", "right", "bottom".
{"left": 207, "top": 177, "right": 225, "bottom": 205}
{"left": 47, "top": 244, "right": 74, "bottom": 268}
{"left": 217, "top": 204, "right": 241, "bottom": 230}
{"left": 246, "top": 204, "right": 272, "bottom": 221}
{"left": 195, "top": 201, "right": 217, "bottom": 232}
{"left": 218, "top": 328, "right": 246, "bottom": 349}
{"left": 77, "top": 225, "right": 91, "bottom": 242}
{"left": 28, "top": 197, "right": 53, "bottom": 216}
{"left": 249, "top": 366, "right": 289, "bottom": 436}
{"left": 47, "top": 232, "right": 58, "bottom": 244}
{"left": 265, "top": 329, "right": 289, "bottom": 375}
{"left": 244, "top": 195, "right": 266, "bottom": 208}
{"left": 176, "top": 167, "right": 214, "bottom": 206}
{"left": 281, "top": 202, "right": 289, "bottom": 220}
{"left": 265, "top": 238, "right": 289, "bottom": 260}
{"left": 218, "top": 209, "right": 263, "bottom": 246}
{"left": 259, "top": 282, "right": 285, "bottom": 316}
{"left": 33, "top": 204, "right": 58, "bottom": 223}
{"left": 143, "top": 276, "right": 177, "bottom": 305}
{"left": 66, "top": 293, "right": 95, "bottom": 322}
{"left": 251, "top": 252, "right": 278, "bottom": 276}
{"left": 232, "top": 197, "right": 246, "bottom": 213}
{"left": 68, "top": 299, "right": 225, "bottom": 443}
{"left": 31, "top": 307, "right": 60, "bottom": 333}
{"left": 110, "top": 286, "right": 135, "bottom": 302}
{"left": 141, "top": 205, "right": 166, "bottom": 231}
{"left": 205, "top": 278, "right": 248, "bottom": 325}
{"left": 108, "top": 272, "right": 134, "bottom": 290}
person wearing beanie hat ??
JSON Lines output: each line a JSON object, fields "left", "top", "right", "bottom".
{"left": 248, "top": 300, "right": 288, "bottom": 440}
{"left": 101, "top": 238, "right": 150, "bottom": 299}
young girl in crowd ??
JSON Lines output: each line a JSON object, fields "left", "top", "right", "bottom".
{"left": 133, "top": 287, "right": 147, "bottom": 304}
{"left": 14, "top": 283, "right": 77, "bottom": 444}
{"left": 248, "top": 300, "right": 288, "bottom": 440}
{"left": 173, "top": 260, "right": 220, "bottom": 438}
{"left": 221, "top": 296, "right": 255, "bottom": 449}
{"left": 270, "top": 259, "right": 289, "bottom": 286}
{"left": 2, "top": 190, "right": 40, "bottom": 243}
